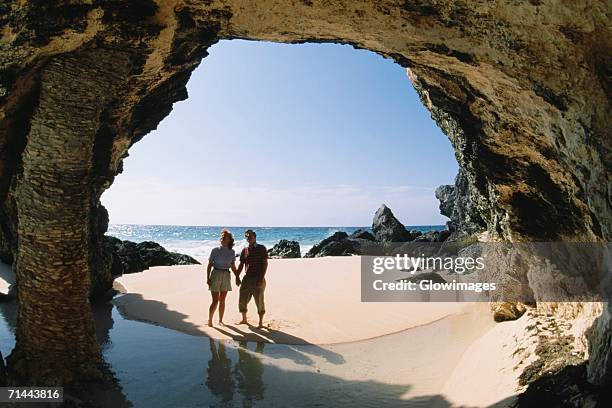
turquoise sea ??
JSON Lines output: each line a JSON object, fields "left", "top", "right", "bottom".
{"left": 107, "top": 224, "right": 445, "bottom": 261}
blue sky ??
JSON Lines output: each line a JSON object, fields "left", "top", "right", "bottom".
{"left": 102, "top": 40, "right": 458, "bottom": 226}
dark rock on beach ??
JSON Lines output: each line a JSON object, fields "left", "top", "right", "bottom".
{"left": 304, "top": 231, "right": 360, "bottom": 257}
{"left": 413, "top": 230, "right": 439, "bottom": 242}
{"left": 268, "top": 239, "right": 301, "bottom": 258}
{"left": 403, "top": 271, "right": 447, "bottom": 284}
{"left": 437, "top": 229, "right": 451, "bottom": 242}
{"left": 408, "top": 229, "right": 423, "bottom": 240}
{"left": 105, "top": 236, "right": 200, "bottom": 275}
{"left": 371, "top": 204, "right": 412, "bottom": 242}
{"left": 349, "top": 229, "right": 376, "bottom": 241}
{"left": 493, "top": 302, "right": 527, "bottom": 322}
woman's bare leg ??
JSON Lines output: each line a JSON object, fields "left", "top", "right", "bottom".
{"left": 209, "top": 292, "right": 219, "bottom": 327}
{"left": 218, "top": 291, "right": 228, "bottom": 325}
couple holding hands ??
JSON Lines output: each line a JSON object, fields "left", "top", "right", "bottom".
{"left": 206, "top": 229, "right": 268, "bottom": 328}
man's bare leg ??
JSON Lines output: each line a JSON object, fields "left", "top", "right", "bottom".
{"left": 258, "top": 312, "right": 265, "bottom": 328}
{"left": 238, "top": 311, "right": 248, "bottom": 324}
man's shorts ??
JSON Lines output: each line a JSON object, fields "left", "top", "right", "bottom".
{"left": 239, "top": 275, "right": 266, "bottom": 314}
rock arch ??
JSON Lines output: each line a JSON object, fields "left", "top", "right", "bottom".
{"left": 0, "top": 0, "right": 609, "bottom": 387}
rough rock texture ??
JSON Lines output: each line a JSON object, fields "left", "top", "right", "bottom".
{"left": 89, "top": 203, "right": 114, "bottom": 300}
{"left": 371, "top": 204, "right": 412, "bottom": 242}
{"left": 586, "top": 302, "right": 612, "bottom": 385}
{"left": 304, "top": 232, "right": 360, "bottom": 258}
{"left": 268, "top": 240, "right": 301, "bottom": 259}
{"left": 0, "top": 227, "right": 12, "bottom": 264}
{"left": 517, "top": 363, "right": 607, "bottom": 408}
{"left": 348, "top": 229, "right": 376, "bottom": 241}
{"left": 435, "top": 169, "right": 486, "bottom": 237}
{"left": 105, "top": 236, "right": 200, "bottom": 275}
{"left": 0, "top": 0, "right": 609, "bottom": 389}
{"left": 516, "top": 303, "right": 610, "bottom": 406}
{"left": 493, "top": 301, "right": 527, "bottom": 323}
{"left": 414, "top": 230, "right": 445, "bottom": 242}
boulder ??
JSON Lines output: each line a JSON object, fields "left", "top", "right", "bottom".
{"left": 349, "top": 229, "right": 376, "bottom": 241}
{"left": 493, "top": 302, "right": 527, "bottom": 322}
{"left": 371, "top": 204, "right": 412, "bottom": 242}
{"left": 304, "top": 231, "right": 359, "bottom": 257}
{"left": 414, "top": 230, "right": 440, "bottom": 242}
{"left": 268, "top": 240, "right": 301, "bottom": 258}
{"left": 437, "top": 229, "right": 451, "bottom": 242}
{"left": 408, "top": 229, "right": 423, "bottom": 240}
{"left": 404, "top": 271, "right": 447, "bottom": 284}
{"left": 105, "top": 236, "right": 200, "bottom": 275}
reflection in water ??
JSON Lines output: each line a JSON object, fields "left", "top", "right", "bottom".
{"left": 206, "top": 338, "right": 266, "bottom": 407}
{"left": 207, "top": 338, "right": 235, "bottom": 404}
{"left": 0, "top": 301, "right": 485, "bottom": 407}
{"left": 235, "top": 341, "right": 265, "bottom": 407}
{"left": 0, "top": 301, "right": 16, "bottom": 358}
{"left": 92, "top": 302, "right": 114, "bottom": 352}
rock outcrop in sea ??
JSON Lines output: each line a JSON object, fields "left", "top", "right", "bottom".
{"left": 348, "top": 229, "right": 376, "bottom": 241}
{"left": 304, "top": 232, "right": 360, "bottom": 258}
{"left": 105, "top": 236, "right": 200, "bottom": 276}
{"left": 268, "top": 240, "right": 301, "bottom": 258}
{"left": 371, "top": 204, "right": 414, "bottom": 242}
{"left": 306, "top": 204, "right": 451, "bottom": 258}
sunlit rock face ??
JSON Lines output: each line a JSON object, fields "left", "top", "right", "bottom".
{"left": 0, "top": 0, "right": 609, "bottom": 386}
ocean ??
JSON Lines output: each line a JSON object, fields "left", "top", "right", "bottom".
{"left": 107, "top": 224, "right": 445, "bottom": 262}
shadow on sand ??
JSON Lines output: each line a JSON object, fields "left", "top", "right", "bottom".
{"left": 204, "top": 337, "right": 517, "bottom": 408}
{"left": 113, "top": 293, "right": 346, "bottom": 366}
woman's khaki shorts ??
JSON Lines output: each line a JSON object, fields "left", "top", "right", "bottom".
{"left": 209, "top": 269, "right": 232, "bottom": 292}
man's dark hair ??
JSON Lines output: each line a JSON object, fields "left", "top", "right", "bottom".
{"left": 244, "top": 229, "right": 256, "bottom": 238}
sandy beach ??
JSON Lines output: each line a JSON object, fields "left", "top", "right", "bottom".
{"left": 114, "top": 256, "right": 483, "bottom": 345}
{"left": 112, "top": 256, "right": 539, "bottom": 406}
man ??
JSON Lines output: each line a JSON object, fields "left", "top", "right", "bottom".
{"left": 236, "top": 229, "right": 268, "bottom": 328}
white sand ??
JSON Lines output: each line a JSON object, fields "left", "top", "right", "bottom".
{"left": 113, "top": 256, "right": 536, "bottom": 406}
{"left": 0, "top": 262, "right": 14, "bottom": 295}
{"left": 114, "top": 256, "right": 481, "bottom": 344}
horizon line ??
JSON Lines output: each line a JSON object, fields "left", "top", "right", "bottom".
{"left": 108, "top": 222, "right": 447, "bottom": 228}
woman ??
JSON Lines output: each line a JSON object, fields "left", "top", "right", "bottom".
{"left": 207, "top": 229, "right": 240, "bottom": 327}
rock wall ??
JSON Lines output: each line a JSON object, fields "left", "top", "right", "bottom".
{"left": 0, "top": 0, "right": 609, "bottom": 387}
{"left": 435, "top": 169, "right": 486, "bottom": 237}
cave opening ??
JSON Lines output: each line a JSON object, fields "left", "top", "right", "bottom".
{"left": 101, "top": 39, "right": 460, "bottom": 261}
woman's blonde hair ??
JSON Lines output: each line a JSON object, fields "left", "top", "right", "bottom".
{"left": 220, "top": 229, "right": 234, "bottom": 250}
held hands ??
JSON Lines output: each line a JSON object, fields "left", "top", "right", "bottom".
{"left": 235, "top": 276, "right": 242, "bottom": 286}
